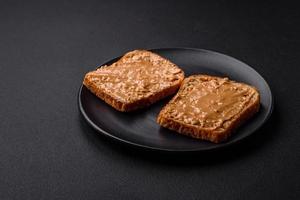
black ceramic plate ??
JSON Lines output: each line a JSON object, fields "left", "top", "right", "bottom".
{"left": 78, "top": 48, "right": 273, "bottom": 152}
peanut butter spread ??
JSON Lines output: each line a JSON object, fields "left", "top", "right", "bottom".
{"left": 165, "top": 76, "right": 257, "bottom": 130}
{"left": 85, "top": 51, "right": 184, "bottom": 103}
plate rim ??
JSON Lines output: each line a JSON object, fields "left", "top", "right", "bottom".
{"left": 78, "top": 47, "right": 274, "bottom": 152}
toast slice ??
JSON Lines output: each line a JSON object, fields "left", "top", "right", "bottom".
{"left": 83, "top": 50, "right": 184, "bottom": 112}
{"left": 157, "top": 75, "right": 260, "bottom": 143}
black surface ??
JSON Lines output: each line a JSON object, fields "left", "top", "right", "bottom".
{"left": 79, "top": 48, "right": 273, "bottom": 152}
{"left": 0, "top": 1, "right": 299, "bottom": 200}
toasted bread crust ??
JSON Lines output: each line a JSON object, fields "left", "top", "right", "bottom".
{"left": 157, "top": 75, "right": 260, "bottom": 143}
{"left": 83, "top": 77, "right": 182, "bottom": 111}
{"left": 83, "top": 50, "right": 184, "bottom": 112}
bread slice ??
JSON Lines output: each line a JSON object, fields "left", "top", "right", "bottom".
{"left": 83, "top": 50, "right": 184, "bottom": 112}
{"left": 157, "top": 75, "right": 260, "bottom": 143}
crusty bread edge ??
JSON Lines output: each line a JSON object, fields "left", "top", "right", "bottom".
{"left": 157, "top": 75, "right": 260, "bottom": 143}
{"left": 83, "top": 75, "right": 183, "bottom": 112}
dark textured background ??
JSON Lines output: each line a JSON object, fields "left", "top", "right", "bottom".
{"left": 1, "top": 1, "right": 299, "bottom": 199}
